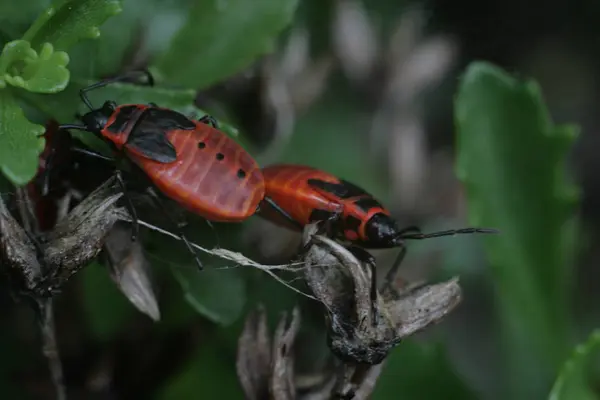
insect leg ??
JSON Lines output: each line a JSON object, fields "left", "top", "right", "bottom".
{"left": 114, "top": 170, "right": 140, "bottom": 241}
{"left": 79, "top": 69, "right": 154, "bottom": 110}
{"left": 58, "top": 124, "right": 89, "bottom": 132}
{"left": 298, "top": 212, "right": 343, "bottom": 257}
{"left": 346, "top": 244, "right": 379, "bottom": 325}
{"left": 145, "top": 188, "right": 204, "bottom": 271}
{"left": 260, "top": 197, "right": 303, "bottom": 230}
{"left": 381, "top": 246, "right": 407, "bottom": 293}
{"left": 198, "top": 115, "right": 219, "bottom": 128}
{"left": 38, "top": 127, "right": 71, "bottom": 197}
{"left": 70, "top": 146, "right": 115, "bottom": 162}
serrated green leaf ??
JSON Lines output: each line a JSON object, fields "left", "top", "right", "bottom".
{"left": 549, "top": 330, "right": 600, "bottom": 400}
{"left": 0, "top": 90, "right": 45, "bottom": 185}
{"left": 455, "top": 61, "right": 580, "bottom": 398}
{"left": 153, "top": 0, "right": 299, "bottom": 89}
{"left": 2, "top": 42, "right": 69, "bottom": 93}
{"left": 172, "top": 266, "right": 246, "bottom": 326}
{"left": 66, "top": 0, "right": 188, "bottom": 79}
{"left": 0, "top": 40, "right": 38, "bottom": 77}
{"left": 24, "top": 0, "right": 122, "bottom": 52}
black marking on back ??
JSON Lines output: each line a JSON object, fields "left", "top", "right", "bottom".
{"left": 308, "top": 178, "right": 370, "bottom": 199}
{"left": 106, "top": 105, "right": 138, "bottom": 134}
{"left": 124, "top": 108, "right": 194, "bottom": 163}
{"left": 353, "top": 197, "right": 383, "bottom": 212}
{"left": 142, "top": 108, "right": 197, "bottom": 130}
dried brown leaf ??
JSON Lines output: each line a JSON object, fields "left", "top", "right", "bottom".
{"left": 104, "top": 223, "right": 160, "bottom": 321}
{"left": 388, "top": 277, "right": 462, "bottom": 337}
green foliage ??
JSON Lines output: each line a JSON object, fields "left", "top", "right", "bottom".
{"left": 158, "top": 333, "right": 243, "bottom": 399}
{"left": 0, "top": 41, "right": 69, "bottom": 93}
{"left": 23, "top": 0, "right": 122, "bottom": 52}
{"left": 374, "top": 341, "right": 479, "bottom": 400}
{"left": 0, "top": 90, "right": 45, "bottom": 185}
{"left": 456, "top": 61, "right": 580, "bottom": 398}
{"left": 172, "top": 266, "right": 246, "bottom": 326}
{"left": 153, "top": 0, "right": 299, "bottom": 89}
{"left": 549, "top": 330, "right": 600, "bottom": 400}
{"left": 0, "top": 0, "right": 123, "bottom": 186}
{"left": 81, "top": 262, "right": 138, "bottom": 341}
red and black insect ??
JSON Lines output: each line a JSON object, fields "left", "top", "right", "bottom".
{"left": 258, "top": 164, "right": 497, "bottom": 299}
{"left": 57, "top": 71, "right": 291, "bottom": 270}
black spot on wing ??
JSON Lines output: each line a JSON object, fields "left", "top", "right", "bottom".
{"left": 307, "top": 178, "right": 370, "bottom": 199}
{"left": 106, "top": 105, "right": 138, "bottom": 134}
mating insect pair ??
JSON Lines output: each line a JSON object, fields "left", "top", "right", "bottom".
{"left": 51, "top": 70, "right": 496, "bottom": 296}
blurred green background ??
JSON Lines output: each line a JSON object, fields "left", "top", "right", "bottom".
{"left": 0, "top": 0, "right": 599, "bottom": 399}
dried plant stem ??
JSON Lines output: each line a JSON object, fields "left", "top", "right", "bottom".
{"left": 37, "top": 298, "right": 66, "bottom": 400}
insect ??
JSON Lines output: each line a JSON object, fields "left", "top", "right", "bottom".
{"left": 57, "top": 71, "right": 290, "bottom": 270}
{"left": 258, "top": 164, "right": 498, "bottom": 299}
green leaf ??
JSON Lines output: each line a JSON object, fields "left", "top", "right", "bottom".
{"left": 455, "top": 61, "right": 580, "bottom": 398}
{"left": 0, "top": 90, "right": 45, "bottom": 185}
{"left": 0, "top": 0, "right": 49, "bottom": 38}
{"left": 81, "top": 262, "right": 138, "bottom": 341}
{"left": 172, "top": 266, "right": 246, "bottom": 326}
{"left": 0, "top": 40, "right": 38, "bottom": 79}
{"left": 374, "top": 341, "right": 478, "bottom": 400}
{"left": 0, "top": 41, "right": 69, "bottom": 93}
{"left": 549, "top": 330, "right": 600, "bottom": 400}
{"left": 24, "top": 0, "right": 122, "bottom": 52}
{"left": 153, "top": 0, "right": 299, "bottom": 89}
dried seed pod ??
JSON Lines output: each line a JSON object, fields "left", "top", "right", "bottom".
{"left": 302, "top": 223, "right": 462, "bottom": 365}
{"left": 237, "top": 306, "right": 301, "bottom": 400}
{"left": 39, "top": 176, "right": 129, "bottom": 294}
{"left": 237, "top": 305, "right": 273, "bottom": 400}
{"left": 270, "top": 307, "right": 300, "bottom": 400}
